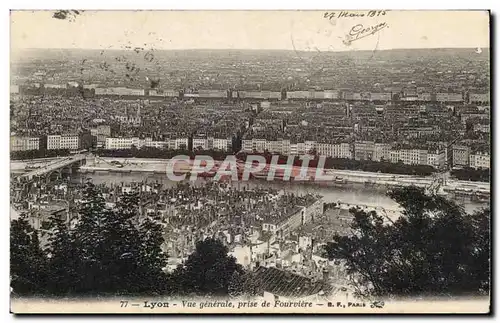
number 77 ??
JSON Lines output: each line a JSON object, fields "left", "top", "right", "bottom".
{"left": 120, "top": 301, "right": 128, "bottom": 307}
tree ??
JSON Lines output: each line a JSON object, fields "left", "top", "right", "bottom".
{"left": 451, "top": 167, "right": 490, "bottom": 182}
{"left": 70, "top": 181, "right": 113, "bottom": 294}
{"left": 71, "top": 185, "right": 169, "bottom": 295}
{"left": 228, "top": 271, "right": 245, "bottom": 297}
{"left": 44, "top": 214, "right": 79, "bottom": 295}
{"left": 10, "top": 214, "right": 48, "bottom": 295}
{"left": 26, "top": 182, "right": 171, "bottom": 296}
{"left": 172, "top": 238, "right": 244, "bottom": 297}
{"left": 135, "top": 212, "right": 169, "bottom": 295}
{"left": 468, "top": 208, "right": 490, "bottom": 294}
{"left": 323, "top": 186, "right": 490, "bottom": 298}
{"left": 95, "top": 191, "right": 145, "bottom": 295}
{"left": 11, "top": 149, "right": 71, "bottom": 160}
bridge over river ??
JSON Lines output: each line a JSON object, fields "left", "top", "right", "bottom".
{"left": 17, "top": 154, "right": 87, "bottom": 182}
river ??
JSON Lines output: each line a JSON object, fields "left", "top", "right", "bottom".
{"left": 70, "top": 171, "right": 486, "bottom": 214}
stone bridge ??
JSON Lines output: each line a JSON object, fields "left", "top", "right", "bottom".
{"left": 17, "top": 154, "right": 87, "bottom": 182}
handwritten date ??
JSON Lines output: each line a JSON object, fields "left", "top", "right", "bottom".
{"left": 324, "top": 10, "right": 387, "bottom": 20}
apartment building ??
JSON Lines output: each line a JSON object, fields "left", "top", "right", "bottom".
{"left": 90, "top": 124, "right": 112, "bottom": 147}
{"left": 390, "top": 149, "right": 428, "bottom": 165}
{"left": 10, "top": 136, "right": 40, "bottom": 151}
{"left": 164, "top": 138, "right": 189, "bottom": 150}
{"left": 354, "top": 141, "right": 375, "bottom": 161}
{"left": 316, "top": 143, "right": 351, "bottom": 159}
{"left": 373, "top": 143, "right": 391, "bottom": 162}
{"left": 317, "top": 143, "right": 335, "bottom": 157}
{"left": 47, "top": 134, "right": 80, "bottom": 150}
{"left": 281, "top": 140, "right": 291, "bottom": 155}
{"left": 474, "top": 123, "right": 490, "bottom": 133}
{"left": 263, "top": 140, "right": 277, "bottom": 154}
{"left": 212, "top": 138, "right": 230, "bottom": 151}
{"left": 296, "top": 142, "right": 306, "bottom": 155}
{"left": 253, "top": 139, "right": 267, "bottom": 152}
{"left": 304, "top": 141, "right": 316, "bottom": 154}
{"left": 469, "top": 152, "right": 490, "bottom": 170}
{"left": 436, "top": 92, "right": 463, "bottom": 102}
{"left": 104, "top": 137, "right": 168, "bottom": 150}
{"left": 426, "top": 150, "right": 446, "bottom": 168}
{"left": 261, "top": 201, "right": 320, "bottom": 240}
{"left": 105, "top": 137, "right": 140, "bottom": 150}
{"left": 452, "top": 145, "right": 471, "bottom": 167}
{"left": 242, "top": 139, "right": 253, "bottom": 152}
{"left": 192, "top": 137, "right": 208, "bottom": 150}
{"left": 339, "top": 143, "right": 352, "bottom": 159}
{"left": 469, "top": 93, "right": 490, "bottom": 105}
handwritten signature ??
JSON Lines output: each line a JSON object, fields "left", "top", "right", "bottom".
{"left": 343, "top": 22, "right": 388, "bottom": 45}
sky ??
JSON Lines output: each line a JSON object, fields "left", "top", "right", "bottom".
{"left": 10, "top": 10, "right": 490, "bottom": 52}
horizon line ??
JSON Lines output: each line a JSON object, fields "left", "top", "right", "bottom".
{"left": 12, "top": 46, "right": 491, "bottom": 53}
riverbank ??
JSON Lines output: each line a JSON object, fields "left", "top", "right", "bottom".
{"left": 77, "top": 157, "right": 490, "bottom": 194}
{"left": 71, "top": 172, "right": 486, "bottom": 215}
{"left": 10, "top": 156, "right": 490, "bottom": 195}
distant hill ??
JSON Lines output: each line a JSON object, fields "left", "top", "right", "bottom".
{"left": 12, "top": 47, "right": 490, "bottom": 62}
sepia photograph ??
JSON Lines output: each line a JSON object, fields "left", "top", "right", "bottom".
{"left": 9, "top": 9, "right": 491, "bottom": 314}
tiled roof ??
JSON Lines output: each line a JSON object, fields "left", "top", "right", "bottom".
{"left": 251, "top": 266, "right": 334, "bottom": 298}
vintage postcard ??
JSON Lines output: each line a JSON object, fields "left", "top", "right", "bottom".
{"left": 10, "top": 10, "right": 490, "bottom": 314}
